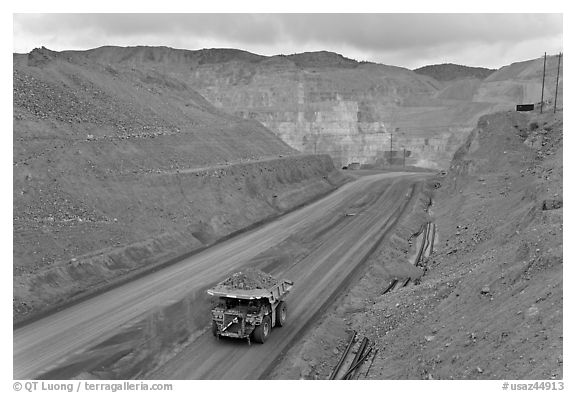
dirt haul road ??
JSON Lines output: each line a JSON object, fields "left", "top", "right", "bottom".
{"left": 14, "top": 172, "right": 430, "bottom": 380}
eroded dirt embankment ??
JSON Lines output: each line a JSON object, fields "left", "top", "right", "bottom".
{"left": 14, "top": 154, "right": 348, "bottom": 324}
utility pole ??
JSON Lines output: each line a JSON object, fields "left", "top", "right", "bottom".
{"left": 403, "top": 148, "right": 406, "bottom": 167}
{"left": 554, "top": 52, "right": 562, "bottom": 113}
{"left": 389, "top": 127, "right": 400, "bottom": 166}
{"left": 312, "top": 125, "right": 319, "bottom": 155}
{"left": 389, "top": 131, "right": 393, "bottom": 166}
{"left": 313, "top": 134, "right": 317, "bottom": 155}
{"left": 540, "top": 52, "right": 547, "bottom": 114}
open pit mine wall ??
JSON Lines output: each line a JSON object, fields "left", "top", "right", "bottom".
{"left": 241, "top": 107, "right": 472, "bottom": 169}
{"left": 193, "top": 72, "right": 473, "bottom": 170}
{"left": 183, "top": 54, "right": 563, "bottom": 170}
{"left": 14, "top": 154, "right": 348, "bottom": 323}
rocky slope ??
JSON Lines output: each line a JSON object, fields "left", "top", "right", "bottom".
{"left": 28, "top": 46, "right": 562, "bottom": 171}
{"left": 271, "top": 108, "right": 562, "bottom": 380}
{"left": 13, "top": 47, "right": 348, "bottom": 321}
{"left": 413, "top": 63, "right": 496, "bottom": 81}
{"left": 414, "top": 63, "right": 496, "bottom": 82}
{"left": 188, "top": 52, "right": 561, "bottom": 169}
{"left": 49, "top": 46, "right": 498, "bottom": 169}
{"left": 473, "top": 55, "right": 563, "bottom": 106}
{"left": 181, "top": 51, "right": 496, "bottom": 169}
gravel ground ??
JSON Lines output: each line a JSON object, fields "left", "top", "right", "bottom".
{"left": 219, "top": 268, "right": 279, "bottom": 290}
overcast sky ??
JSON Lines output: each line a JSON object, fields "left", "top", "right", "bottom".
{"left": 13, "top": 13, "right": 563, "bottom": 69}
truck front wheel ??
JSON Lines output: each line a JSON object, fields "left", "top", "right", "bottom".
{"left": 252, "top": 315, "right": 271, "bottom": 343}
{"left": 276, "top": 302, "right": 287, "bottom": 327}
{"left": 212, "top": 321, "right": 219, "bottom": 337}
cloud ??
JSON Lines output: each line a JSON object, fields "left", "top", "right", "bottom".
{"left": 13, "top": 13, "right": 563, "bottom": 68}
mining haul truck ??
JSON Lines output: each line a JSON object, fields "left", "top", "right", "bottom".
{"left": 207, "top": 272, "right": 293, "bottom": 344}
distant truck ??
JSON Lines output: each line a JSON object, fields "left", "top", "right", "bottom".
{"left": 516, "top": 104, "right": 535, "bottom": 112}
{"left": 207, "top": 271, "right": 293, "bottom": 344}
{"left": 342, "top": 162, "right": 361, "bottom": 170}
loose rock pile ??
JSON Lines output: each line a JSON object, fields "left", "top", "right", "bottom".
{"left": 220, "top": 268, "right": 278, "bottom": 290}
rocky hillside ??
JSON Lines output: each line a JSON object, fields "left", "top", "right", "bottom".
{"left": 413, "top": 63, "right": 496, "bottom": 81}
{"left": 474, "top": 55, "right": 563, "bottom": 105}
{"left": 28, "top": 46, "right": 562, "bottom": 171}
{"left": 181, "top": 51, "right": 499, "bottom": 169}
{"left": 272, "top": 108, "right": 563, "bottom": 380}
{"left": 14, "top": 47, "right": 293, "bottom": 161}
{"left": 14, "top": 47, "right": 350, "bottom": 321}
{"left": 54, "top": 46, "right": 505, "bottom": 169}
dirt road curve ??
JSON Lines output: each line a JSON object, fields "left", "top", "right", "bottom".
{"left": 14, "top": 172, "right": 429, "bottom": 380}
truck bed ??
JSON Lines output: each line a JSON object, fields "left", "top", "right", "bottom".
{"left": 207, "top": 279, "right": 293, "bottom": 300}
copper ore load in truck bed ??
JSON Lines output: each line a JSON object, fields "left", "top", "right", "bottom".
{"left": 217, "top": 268, "right": 279, "bottom": 291}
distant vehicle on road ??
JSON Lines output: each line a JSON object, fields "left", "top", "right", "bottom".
{"left": 207, "top": 272, "right": 293, "bottom": 344}
{"left": 516, "top": 103, "right": 535, "bottom": 112}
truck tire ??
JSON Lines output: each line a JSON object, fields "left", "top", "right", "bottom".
{"left": 252, "top": 315, "right": 271, "bottom": 344}
{"left": 212, "top": 321, "right": 219, "bottom": 337}
{"left": 276, "top": 302, "right": 287, "bottom": 327}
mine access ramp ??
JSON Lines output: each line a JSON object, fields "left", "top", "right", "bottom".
{"left": 207, "top": 269, "right": 293, "bottom": 344}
